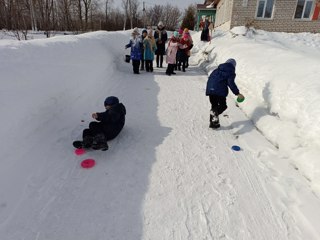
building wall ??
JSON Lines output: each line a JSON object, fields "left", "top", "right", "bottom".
{"left": 214, "top": 0, "right": 234, "bottom": 30}
{"left": 215, "top": 0, "right": 320, "bottom": 33}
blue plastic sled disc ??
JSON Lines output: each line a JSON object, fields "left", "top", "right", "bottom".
{"left": 231, "top": 145, "right": 241, "bottom": 151}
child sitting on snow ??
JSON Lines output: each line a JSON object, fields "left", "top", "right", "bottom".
{"left": 206, "top": 59, "right": 244, "bottom": 128}
{"left": 76, "top": 96, "right": 126, "bottom": 150}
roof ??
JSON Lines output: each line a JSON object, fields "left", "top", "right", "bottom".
{"left": 198, "top": 0, "right": 219, "bottom": 10}
{"left": 204, "top": 0, "right": 220, "bottom": 4}
{"left": 197, "top": 4, "right": 214, "bottom": 10}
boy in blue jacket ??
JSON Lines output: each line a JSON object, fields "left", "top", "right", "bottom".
{"left": 206, "top": 59, "right": 244, "bottom": 128}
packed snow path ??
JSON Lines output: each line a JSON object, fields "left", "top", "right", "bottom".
{"left": 143, "top": 67, "right": 288, "bottom": 240}
{"left": 1, "top": 32, "right": 320, "bottom": 240}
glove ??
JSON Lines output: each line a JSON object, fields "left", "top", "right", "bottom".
{"left": 237, "top": 94, "right": 245, "bottom": 103}
{"left": 237, "top": 93, "right": 244, "bottom": 99}
{"left": 92, "top": 113, "right": 98, "bottom": 119}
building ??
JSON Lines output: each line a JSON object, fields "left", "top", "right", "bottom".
{"left": 203, "top": 0, "right": 320, "bottom": 33}
{"left": 195, "top": 3, "right": 217, "bottom": 31}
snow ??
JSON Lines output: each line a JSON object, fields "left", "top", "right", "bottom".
{"left": 0, "top": 27, "right": 320, "bottom": 239}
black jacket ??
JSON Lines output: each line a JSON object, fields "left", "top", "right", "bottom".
{"left": 96, "top": 103, "right": 126, "bottom": 140}
{"left": 154, "top": 27, "right": 168, "bottom": 55}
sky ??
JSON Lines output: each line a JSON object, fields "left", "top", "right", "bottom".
{"left": 0, "top": 28, "right": 320, "bottom": 239}
{"left": 113, "top": 0, "right": 201, "bottom": 10}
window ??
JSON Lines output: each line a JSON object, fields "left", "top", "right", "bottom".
{"left": 294, "top": 0, "right": 314, "bottom": 19}
{"left": 256, "top": 0, "right": 274, "bottom": 18}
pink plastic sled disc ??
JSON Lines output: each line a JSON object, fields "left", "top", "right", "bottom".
{"left": 74, "top": 148, "right": 86, "bottom": 155}
{"left": 81, "top": 159, "right": 96, "bottom": 168}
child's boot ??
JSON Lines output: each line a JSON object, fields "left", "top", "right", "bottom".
{"left": 92, "top": 134, "right": 108, "bottom": 150}
{"left": 209, "top": 110, "right": 220, "bottom": 128}
{"left": 83, "top": 136, "right": 94, "bottom": 148}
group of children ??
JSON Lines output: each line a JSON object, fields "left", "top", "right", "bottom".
{"left": 125, "top": 22, "right": 193, "bottom": 76}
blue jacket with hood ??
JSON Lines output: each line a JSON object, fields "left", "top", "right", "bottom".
{"left": 206, "top": 62, "right": 239, "bottom": 97}
{"left": 125, "top": 37, "right": 142, "bottom": 61}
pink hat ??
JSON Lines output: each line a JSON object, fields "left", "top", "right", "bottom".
{"left": 178, "top": 29, "right": 183, "bottom": 35}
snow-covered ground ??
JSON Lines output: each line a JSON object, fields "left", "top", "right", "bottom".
{"left": 0, "top": 30, "right": 72, "bottom": 40}
{"left": 0, "top": 27, "right": 320, "bottom": 239}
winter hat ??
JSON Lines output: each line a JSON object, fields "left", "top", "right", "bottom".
{"left": 183, "top": 33, "right": 189, "bottom": 40}
{"left": 158, "top": 21, "right": 164, "bottom": 27}
{"left": 104, "top": 96, "right": 119, "bottom": 106}
{"left": 142, "top": 29, "right": 147, "bottom": 34}
{"left": 226, "top": 58, "right": 237, "bottom": 68}
{"left": 132, "top": 27, "right": 139, "bottom": 36}
{"left": 173, "top": 31, "right": 179, "bottom": 38}
{"left": 178, "top": 29, "right": 183, "bottom": 35}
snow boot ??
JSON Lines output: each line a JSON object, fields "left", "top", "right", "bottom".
{"left": 209, "top": 110, "right": 220, "bottom": 128}
{"left": 92, "top": 134, "right": 109, "bottom": 151}
{"left": 83, "top": 136, "right": 94, "bottom": 148}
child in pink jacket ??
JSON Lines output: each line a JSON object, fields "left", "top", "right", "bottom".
{"left": 166, "top": 31, "right": 180, "bottom": 76}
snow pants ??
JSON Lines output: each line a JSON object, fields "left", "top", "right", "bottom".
{"left": 145, "top": 60, "right": 153, "bottom": 72}
{"left": 166, "top": 64, "right": 175, "bottom": 75}
{"left": 132, "top": 60, "right": 140, "bottom": 74}
{"left": 209, "top": 94, "right": 227, "bottom": 118}
{"left": 82, "top": 122, "right": 104, "bottom": 139}
{"left": 156, "top": 54, "right": 164, "bottom": 67}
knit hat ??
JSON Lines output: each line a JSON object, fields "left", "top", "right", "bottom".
{"left": 142, "top": 29, "right": 147, "bottom": 34}
{"left": 183, "top": 33, "right": 189, "bottom": 40}
{"left": 226, "top": 58, "right": 237, "bottom": 68}
{"left": 158, "top": 21, "right": 164, "bottom": 27}
{"left": 104, "top": 96, "right": 119, "bottom": 106}
{"left": 132, "top": 27, "right": 139, "bottom": 36}
{"left": 173, "top": 31, "right": 179, "bottom": 38}
{"left": 178, "top": 29, "right": 183, "bottom": 35}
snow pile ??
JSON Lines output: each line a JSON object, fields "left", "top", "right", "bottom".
{"left": 190, "top": 26, "right": 320, "bottom": 194}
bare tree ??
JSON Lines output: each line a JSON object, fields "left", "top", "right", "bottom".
{"left": 0, "top": 0, "right": 182, "bottom": 34}
{"left": 82, "top": 0, "right": 91, "bottom": 30}
{"left": 56, "top": 0, "right": 72, "bottom": 31}
{"left": 0, "top": 0, "right": 5, "bottom": 29}
{"left": 107, "top": 7, "right": 124, "bottom": 30}
{"left": 129, "top": 0, "right": 139, "bottom": 27}
{"left": 104, "top": 0, "right": 112, "bottom": 29}
{"left": 121, "top": 0, "right": 130, "bottom": 30}
{"left": 76, "top": 0, "right": 82, "bottom": 30}
{"left": 3, "top": 0, "right": 14, "bottom": 29}
{"left": 10, "top": 0, "right": 31, "bottom": 39}
{"left": 145, "top": 4, "right": 180, "bottom": 30}
{"left": 145, "top": 4, "right": 163, "bottom": 27}
{"left": 28, "top": 0, "right": 37, "bottom": 30}
{"left": 162, "top": 4, "right": 180, "bottom": 30}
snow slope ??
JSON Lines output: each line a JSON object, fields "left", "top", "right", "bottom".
{"left": 1, "top": 28, "right": 320, "bottom": 239}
